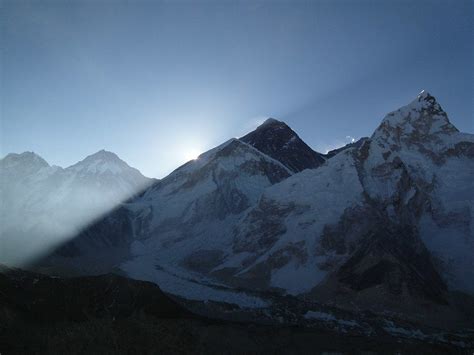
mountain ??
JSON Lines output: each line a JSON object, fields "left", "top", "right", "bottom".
{"left": 224, "top": 91, "right": 474, "bottom": 313}
{"left": 44, "top": 139, "right": 293, "bottom": 288}
{"left": 60, "top": 150, "right": 152, "bottom": 213}
{"left": 240, "top": 118, "right": 326, "bottom": 172}
{"left": 0, "top": 150, "right": 153, "bottom": 266}
{"left": 33, "top": 91, "right": 474, "bottom": 329}
{"left": 67, "top": 149, "right": 147, "bottom": 182}
{"left": 0, "top": 151, "right": 50, "bottom": 177}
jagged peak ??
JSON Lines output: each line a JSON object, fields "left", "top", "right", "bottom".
{"left": 417, "top": 89, "right": 431, "bottom": 99}
{"left": 368, "top": 91, "right": 461, "bottom": 163}
{"left": 374, "top": 90, "right": 457, "bottom": 139}
{"left": 410, "top": 90, "right": 441, "bottom": 109}
{"left": 384, "top": 90, "right": 442, "bottom": 118}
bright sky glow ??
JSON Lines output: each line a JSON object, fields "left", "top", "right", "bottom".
{"left": 1, "top": 0, "right": 472, "bottom": 178}
{"left": 183, "top": 148, "right": 202, "bottom": 162}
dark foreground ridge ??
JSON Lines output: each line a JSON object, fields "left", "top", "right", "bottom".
{"left": 0, "top": 266, "right": 470, "bottom": 354}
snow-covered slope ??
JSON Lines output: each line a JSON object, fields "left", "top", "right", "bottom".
{"left": 363, "top": 90, "right": 474, "bottom": 293}
{"left": 218, "top": 90, "right": 474, "bottom": 302}
{"left": 48, "top": 139, "right": 292, "bottom": 300}
{"left": 0, "top": 150, "right": 152, "bottom": 266}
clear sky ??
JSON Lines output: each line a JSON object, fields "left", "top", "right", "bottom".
{"left": 2, "top": 0, "right": 472, "bottom": 178}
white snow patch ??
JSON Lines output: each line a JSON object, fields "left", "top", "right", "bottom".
{"left": 121, "top": 255, "right": 269, "bottom": 308}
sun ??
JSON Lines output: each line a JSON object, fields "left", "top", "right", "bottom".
{"left": 184, "top": 148, "right": 201, "bottom": 161}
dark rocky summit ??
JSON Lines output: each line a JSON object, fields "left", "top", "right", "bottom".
{"left": 240, "top": 118, "right": 326, "bottom": 172}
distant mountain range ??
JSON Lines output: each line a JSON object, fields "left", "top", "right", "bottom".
{"left": 0, "top": 149, "right": 153, "bottom": 265}
{"left": 1, "top": 91, "right": 473, "bottom": 345}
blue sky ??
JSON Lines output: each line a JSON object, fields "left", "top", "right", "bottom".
{"left": 2, "top": 0, "right": 472, "bottom": 178}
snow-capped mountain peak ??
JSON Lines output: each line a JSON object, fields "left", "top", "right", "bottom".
{"left": 375, "top": 91, "right": 457, "bottom": 140}
{"left": 415, "top": 89, "right": 443, "bottom": 108}
{"left": 1, "top": 151, "right": 49, "bottom": 170}
{"left": 66, "top": 149, "right": 136, "bottom": 175}
{"left": 368, "top": 91, "right": 466, "bottom": 170}
{"left": 408, "top": 89, "right": 445, "bottom": 116}
{"left": 0, "top": 152, "right": 51, "bottom": 180}
{"left": 0, "top": 149, "right": 153, "bottom": 266}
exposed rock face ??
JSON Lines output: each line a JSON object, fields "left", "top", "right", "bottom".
{"left": 336, "top": 223, "right": 447, "bottom": 303}
{"left": 240, "top": 118, "right": 326, "bottom": 172}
